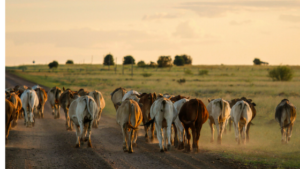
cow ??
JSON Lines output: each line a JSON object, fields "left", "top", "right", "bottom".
{"left": 173, "top": 98, "right": 189, "bottom": 150}
{"left": 69, "top": 96, "right": 98, "bottom": 148}
{"left": 228, "top": 97, "right": 256, "bottom": 142}
{"left": 170, "top": 95, "right": 189, "bottom": 103}
{"left": 138, "top": 93, "right": 157, "bottom": 141}
{"left": 116, "top": 98, "right": 143, "bottom": 153}
{"left": 20, "top": 89, "right": 39, "bottom": 127}
{"left": 275, "top": 99, "right": 297, "bottom": 143}
{"left": 179, "top": 99, "right": 209, "bottom": 152}
{"left": 59, "top": 88, "right": 79, "bottom": 130}
{"left": 145, "top": 97, "right": 175, "bottom": 152}
{"left": 48, "top": 87, "right": 63, "bottom": 119}
{"left": 6, "top": 99, "right": 16, "bottom": 139}
{"left": 122, "top": 90, "right": 139, "bottom": 102}
{"left": 14, "top": 85, "right": 28, "bottom": 97}
{"left": 88, "top": 90, "right": 106, "bottom": 128}
{"left": 78, "top": 88, "right": 89, "bottom": 96}
{"left": 6, "top": 92, "right": 22, "bottom": 128}
{"left": 34, "top": 87, "right": 48, "bottom": 118}
{"left": 207, "top": 98, "right": 231, "bottom": 144}
{"left": 111, "top": 87, "right": 126, "bottom": 110}
{"left": 230, "top": 100, "right": 252, "bottom": 145}
{"left": 32, "top": 85, "right": 41, "bottom": 90}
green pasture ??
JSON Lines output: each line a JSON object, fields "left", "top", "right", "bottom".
{"left": 6, "top": 64, "right": 300, "bottom": 168}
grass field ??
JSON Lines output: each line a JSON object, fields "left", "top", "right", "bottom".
{"left": 6, "top": 64, "right": 300, "bottom": 168}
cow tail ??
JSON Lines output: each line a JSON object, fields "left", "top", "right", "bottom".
{"left": 237, "top": 102, "right": 246, "bottom": 121}
{"left": 128, "top": 102, "right": 139, "bottom": 130}
{"left": 181, "top": 100, "right": 200, "bottom": 124}
{"left": 282, "top": 103, "right": 292, "bottom": 128}
{"left": 219, "top": 99, "right": 226, "bottom": 122}
{"left": 161, "top": 100, "right": 166, "bottom": 113}
{"left": 86, "top": 97, "right": 93, "bottom": 121}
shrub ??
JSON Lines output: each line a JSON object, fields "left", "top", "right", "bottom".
{"left": 141, "top": 73, "right": 152, "bottom": 77}
{"left": 48, "top": 61, "right": 59, "bottom": 69}
{"left": 184, "top": 69, "right": 193, "bottom": 75}
{"left": 137, "top": 61, "right": 146, "bottom": 67}
{"left": 173, "top": 56, "right": 185, "bottom": 66}
{"left": 66, "top": 60, "right": 74, "bottom": 64}
{"left": 199, "top": 69, "right": 208, "bottom": 75}
{"left": 157, "top": 56, "right": 172, "bottom": 67}
{"left": 269, "top": 66, "right": 293, "bottom": 81}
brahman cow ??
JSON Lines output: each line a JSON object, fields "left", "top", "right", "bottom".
{"left": 34, "top": 87, "right": 48, "bottom": 118}
{"left": 78, "top": 88, "right": 89, "bottom": 96}
{"left": 228, "top": 97, "right": 256, "bottom": 142}
{"left": 111, "top": 87, "right": 126, "bottom": 110}
{"left": 69, "top": 96, "right": 98, "bottom": 148}
{"left": 145, "top": 97, "right": 175, "bottom": 152}
{"left": 230, "top": 100, "right": 252, "bottom": 145}
{"left": 122, "top": 90, "right": 139, "bottom": 102}
{"left": 6, "top": 92, "right": 22, "bottom": 127}
{"left": 14, "top": 85, "right": 28, "bottom": 97}
{"left": 173, "top": 98, "right": 189, "bottom": 150}
{"left": 20, "top": 89, "right": 39, "bottom": 127}
{"left": 275, "top": 99, "right": 297, "bottom": 143}
{"left": 207, "top": 98, "right": 231, "bottom": 144}
{"left": 59, "top": 88, "right": 79, "bottom": 130}
{"left": 179, "top": 99, "right": 209, "bottom": 152}
{"left": 88, "top": 90, "right": 106, "bottom": 128}
{"left": 32, "top": 85, "right": 41, "bottom": 90}
{"left": 6, "top": 99, "right": 16, "bottom": 139}
{"left": 138, "top": 92, "right": 157, "bottom": 141}
{"left": 48, "top": 86, "right": 63, "bottom": 118}
{"left": 116, "top": 98, "right": 143, "bottom": 153}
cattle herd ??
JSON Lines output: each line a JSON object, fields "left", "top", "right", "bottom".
{"left": 5, "top": 85, "right": 297, "bottom": 154}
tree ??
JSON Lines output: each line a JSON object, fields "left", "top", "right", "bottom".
{"left": 157, "top": 56, "right": 172, "bottom": 67}
{"left": 66, "top": 60, "right": 74, "bottom": 64}
{"left": 137, "top": 61, "right": 146, "bottom": 67}
{"left": 253, "top": 58, "right": 262, "bottom": 65}
{"left": 103, "top": 54, "right": 115, "bottom": 65}
{"left": 182, "top": 55, "right": 192, "bottom": 65}
{"left": 123, "top": 55, "right": 135, "bottom": 65}
{"left": 173, "top": 56, "right": 185, "bottom": 66}
{"left": 149, "top": 61, "right": 157, "bottom": 67}
{"left": 48, "top": 61, "right": 59, "bottom": 69}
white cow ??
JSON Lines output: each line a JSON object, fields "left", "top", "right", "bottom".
{"left": 32, "top": 85, "right": 41, "bottom": 90}
{"left": 173, "top": 98, "right": 189, "bottom": 150}
{"left": 230, "top": 100, "right": 252, "bottom": 144}
{"left": 207, "top": 98, "right": 231, "bottom": 144}
{"left": 88, "top": 90, "right": 106, "bottom": 128}
{"left": 122, "top": 90, "right": 139, "bottom": 102}
{"left": 147, "top": 97, "right": 175, "bottom": 152}
{"left": 69, "top": 96, "right": 98, "bottom": 148}
{"left": 20, "top": 89, "right": 39, "bottom": 127}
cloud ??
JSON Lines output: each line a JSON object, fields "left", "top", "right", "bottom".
{"left": 6, "top": 28, "right": 158, "bottom": 48}
{"left": 173, "top": 21, "right": 198, "bottom": 38}
{"left": 279, "top": 14, "right": 300, "bottom": 22}
{"left": 176, "top": 1, "right": 300, "bottom": 18}
{"left": 142, "top": 13, "right": 179, "bottom": 21}
{"left": 230, "top": 20, "right": 252, "bottom": 25}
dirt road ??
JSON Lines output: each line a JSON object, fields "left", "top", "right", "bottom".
{"left": 6, "top": 72, "right": 249, "bottom": 169}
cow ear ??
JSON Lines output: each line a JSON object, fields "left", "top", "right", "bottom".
{"left": 148, "top": 95, "right": 152, "bottom": 100}
{"left": 252, "top": 103, "right": 256, "bottom": 106}
{"left": 139, "top": 103, "right": 143, "bottom": 108}
{"left": 63, "top": 87, "right": 66, "bottom": 91}
{"left": 153, "top": 92, "right": 157, "bottom": 100}
{"left": 208, "top": 99, "right": 211, "bottom": 103}
{"left": 248, "top": 99, "right": 252, "bottom": 102}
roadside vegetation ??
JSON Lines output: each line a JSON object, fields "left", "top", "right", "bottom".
{"left": 6, "top": 64, "right": 300, "bottom": 168}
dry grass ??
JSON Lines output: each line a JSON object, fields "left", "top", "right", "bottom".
{"left": 7, "top": 64, "right": 300, "bottom": 168}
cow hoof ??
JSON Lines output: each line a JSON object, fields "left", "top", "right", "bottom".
{"left": 128, "top": 149, "right": 133, "bottom": 153}
{"left": 88, "top": 140, "right": 93, "bottom": 148}
{"left": 164, "top": 148, "right": 167, "bottom": 151}
{"left": 193, "top": 148, "right": 199, "bottom": 153}
{"left": 167, "top": 144, "right": 171, "bottom": 151}
{"left": 123, "top": 147, "right": 128, "bottom": 152}
{"left": 288, "top": 138, "right": 291, "bottom": 142}
{"left": 160, "top": 149, "right": 164, "bottom": 153}
{"left": 52, "top": 112, "right": 54, "bottom": 115}
{"left": 132, "top": 143, "right": 137, "bottom": 147}
{"left": 84, "top": 137, "right": 89, "bottom": 142}
{"left": 75, "top": 144, "right": 80, "bottom": 148}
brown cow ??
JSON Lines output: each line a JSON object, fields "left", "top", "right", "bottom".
{"left": 228, "top": 97, "right": 256, "bottom": 142}
{"left": 170, "top": 95, "right": 189, "bottom": 103}
{"left": 48, "top": 86, "right": 63, "bottom": 118}
{"left": 14, "top": 85, "right": 28, "bottom": 97}
{"left": 34, "top": 88, "right": 48, "bottom": 118}
{"left": 6, "top": 99, "right": 16, "bottom": 140}
{"left": 6, "top": 92, "right": 22, "bottom": 127}
{"left": 179, "top": 99, "right": 209, "bottom": 152}
{"left": 78, "top": 88, "right": 89, "bottom": 96}
{"left": 110, "top": 87, "right": 126, "bottom": 110}
{"left": 59, "top": 88, "right": 79, "bottom": 130}
{"left": 138, "top": 92, "right": 157, "bottom": 141}
{"left": 275, "top": 99, "right": 297, "bottom": 143}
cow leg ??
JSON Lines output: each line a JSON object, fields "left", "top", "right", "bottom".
{"left": 194, "top": 123, "right": 202, "bottom": 153}
{"left": 57, "top": 105, "right": 60, "bottom": 118}
{"left": 191, "top": 124, "right": 197, "bottom": 150}
{"left": 87, "top": 121, "right": 93, "bottom": 148}
{"left": 246, "top": 122, "right": 251, "bottom": 142}
{"left": 215, "top": 120, "right": 221, "bottom": 144}
{"left": 121, "top": 125, "right": 128, "bottom": 152}
{"left": 132, "top": 129, "right": 138, "bottom": 147}
{"left": 29, "top": 108, "right": 34, "bottom": 127}
{"left": 156, "top": 125, "right": 164, "bottom": 152}
{"left": 75, "top": 124, "right": 80, "bottom": 148}
{"left": 51, "top": 105, "right": 55, "bottom": 115}
{"left": 150, "top": 122, "right": 155, "bottom": 142}
{"left": 219, "top": 121, "right": 226, "bottom": 145}
{"left": 234, "top": 122, "right": 240, "bottom": 144}
{"left": 128, "top": 129, "right": 134, "bottom": 153}
{"left": 229, "top": 118, "right": 232, "bottom": 132}
{"left": 242, "top": 124, "right": 247, "bottom": 144}
{"left": 281, "top": 127, "right": 286, "bottom": 143}
{"left": 167, "top": 123, "right": 172, "bottom": 151}
{"left": 144, "top": 123, "right": 149, "bottom": 140}
{"left": 287, "top": 124, "right": 293, "bottom": 142}
{"left": 175, "top": 118, "right": 184, "bottom": 150}
{"left": 209, "top": 119, "right": 214, "bottom": 143}
{"left": 12, "top": 112, "right": 18, "bottom": 128}
{"left": 41, "top": 104, "right": 44, "bottom": 118}
{"left": 64, "top": 107, "right": 70, "bottom": 129}
{"left": 79, "top": 122, "right": 85, "bottom": 144}
{"left": 184, "top": 125, "right": 191, "bottom": 152}
{"left": 173, "top": 123, "right": 178, "bottom": 147}
{"left": 6, "top": 119, "right": 12, "bottom": 139}
{"left": 24, "top": 108, "right": 28, "bottom": 126}
{"left": 163, "top": 128, "right": 168, "bottom": 151}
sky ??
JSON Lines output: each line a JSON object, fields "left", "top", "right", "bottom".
{"left": 5, "top": 0, "right": 300, "bottom": 66}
